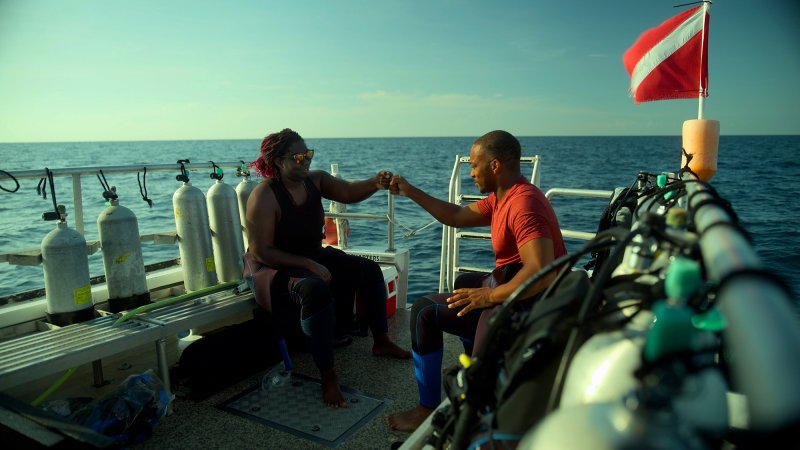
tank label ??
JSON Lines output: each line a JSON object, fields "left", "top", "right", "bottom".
{"left": 206, "top": 257, "right": 216, "bottom": 272}
{"left": 174, "top": 207, "right": 181, "bottom": 219}
{"left": 74, "top": 284, "right": 92, "bottom": 305}
{"left": 114, "top": 253, "right": 132, "bottom": 264}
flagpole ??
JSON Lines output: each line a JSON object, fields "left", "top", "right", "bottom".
{"left": 697, "top": 1, "right": 709, "bottom": 119}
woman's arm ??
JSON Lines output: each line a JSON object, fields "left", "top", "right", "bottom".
{"left": 315, "top": 170, "right": 392, "bottom": 204}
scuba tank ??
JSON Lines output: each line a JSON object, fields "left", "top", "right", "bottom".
{"left": 172, "top": 160, "right": 217, "bottom": 291}
{"left": 96, "top": 178, "right": 151, "bottom": 313}
{"left": 206, "top": 162, "right": 244, "bottom": 282}
{"left": 41, "top": 204, "right": 95, "bottom": 326}
{"left": 525, "top": 252, "right": 729, "bottom": 449}
{"left": 235, "top": 160, "right": 256, "bottom": 252}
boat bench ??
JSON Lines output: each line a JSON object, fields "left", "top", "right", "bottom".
{"left": 0, "top": 289, "right": 256, "bottom": 394}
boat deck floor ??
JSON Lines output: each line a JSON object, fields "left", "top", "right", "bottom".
{"left": 5, "top": 307, "right": 462, "bottom": 450}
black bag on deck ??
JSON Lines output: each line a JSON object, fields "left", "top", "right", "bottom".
{"left": 170, "top": 308, "right": 281, "bottom": 396}
{"left": 435, "top": 270, "right": 591, "bottom": 449}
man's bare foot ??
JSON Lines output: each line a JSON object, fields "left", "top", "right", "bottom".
{"left": 372, "top": 334, "right": 411, "bottom": 359}
{"left": 386, "top": 405, "right": 434, "bottom": 432}
{"left": 321, "top": 368, "right": 347, "bottom": 408}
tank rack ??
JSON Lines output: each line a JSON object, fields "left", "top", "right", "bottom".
{"left": 0, "top": 288, "right": 255, "bottom": 394}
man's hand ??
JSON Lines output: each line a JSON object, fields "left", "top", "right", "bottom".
{"left": 446, "top": 287, "right": 496, "bottom": 316}
{"left": 388, "top": 174, "right": 415, "bottom": 197}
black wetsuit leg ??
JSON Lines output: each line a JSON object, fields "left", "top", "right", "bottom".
{"left": 320, "top": 250, "right": 390, "bottom": 337}
{"left": 271, "top": 271, "right": 336, "bottom": 371}
{"left": 408, "top": 273, "right": 488, "bottom": 408}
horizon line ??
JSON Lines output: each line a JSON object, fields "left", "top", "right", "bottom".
{"left": 2, "top": 133, "right": 798, "bottom": 145}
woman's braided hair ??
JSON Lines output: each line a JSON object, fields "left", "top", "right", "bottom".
{"left": 249, "top": 128, "right": 303, "bottom": 178}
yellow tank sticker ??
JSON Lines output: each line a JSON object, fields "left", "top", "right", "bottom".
{"left": 114, "top": 253, "right": 132, "bottom": 264}
{"left": 74, "top": 284, "right": 92, "bottom": 306}
{"left": 174, "top": 207, "right": 181, "bottom": 218}
{"left": 206, "top": 257, "right": 216, "bottom": 272}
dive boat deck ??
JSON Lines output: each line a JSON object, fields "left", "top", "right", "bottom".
{"left": 4, "top": 306, "right": 460, "bottom": 449}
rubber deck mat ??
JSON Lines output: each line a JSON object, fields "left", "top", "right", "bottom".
{"left": 218, "top": 373, "right": 389, "bottom": 448}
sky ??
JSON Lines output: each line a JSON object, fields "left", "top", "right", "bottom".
{"left": 0, "top": 0, "right": 798, "bottom": 142}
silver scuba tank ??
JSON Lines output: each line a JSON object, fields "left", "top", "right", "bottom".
{"left": 97, "top": 193, "right": 151, "bottom": 312}
{"left": 173, "top": 162, "right": 217, "bottom": 291}
{"left": 235, "top": 161, "right": 256, "bottom": 252}
{"left": 207, "top": 166, "right": 244, "bottom": 283}
{"left": 41, "top": 205, "right": 95, "bottom": 326}
{"left": 519, "top": 397, "right": 709, "bottom": 450}
{"left": 546, "top": 258, "right": 729, "bottom": 448}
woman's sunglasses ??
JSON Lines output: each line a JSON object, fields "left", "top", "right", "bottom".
{"left": 285, "top": 149, "right": 314, "bottom": 164}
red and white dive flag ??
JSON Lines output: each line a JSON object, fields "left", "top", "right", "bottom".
{"left": 623, "top": 5, "right": 709, "bottom": 103}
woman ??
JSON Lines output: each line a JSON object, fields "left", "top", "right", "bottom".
{"left": 245, "top": 128, "right": 410, "bottom": 408}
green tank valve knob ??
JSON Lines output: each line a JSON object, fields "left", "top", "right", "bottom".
{"left": 665, "top": 257, "right": 702, "bottom": 302}
{"left": 692, "top": 307, "right": 727, "bottom": 332}
{"left": 644, "top": 300, "right": 696, "bottom": 362}
{"left": 657, "top": 172, "right": 674, "bottom": 199}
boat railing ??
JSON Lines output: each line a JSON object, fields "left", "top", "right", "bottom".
{"left": 544, "top": 188, "right": 614, "bottom": 240}
{"left": 0, "top": 161, "right": 408, "bottom": 328}
{"left": 1, "top": 161, "right": 398, "bottom": 259}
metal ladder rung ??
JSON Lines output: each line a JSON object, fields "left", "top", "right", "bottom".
{"left": 455, "top": 231, "right": 491, "bottom": 240}
{"left": 454, "top": 266, "right": 492, "bottom": 274}
{"left": 459, "top": 194, "right": 487, "bottom": 202}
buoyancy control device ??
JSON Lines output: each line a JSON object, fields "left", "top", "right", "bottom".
{"left": 173, "top": 160, "right": 217, "bottom": 291}
{"left": 96, "top": 174, "right": 151, "bottom": 312}
{"left": 206, "top": 162, "right": 244, "bottom": 283}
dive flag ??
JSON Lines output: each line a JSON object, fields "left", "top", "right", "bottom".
{"left": 623, "top": 5, "right": 709, "bottom": 103}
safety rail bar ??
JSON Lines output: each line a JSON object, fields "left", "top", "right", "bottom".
{"left": 544, "top": 188, "right": 614, "bottom": 241}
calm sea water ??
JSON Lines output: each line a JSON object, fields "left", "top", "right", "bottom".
{"left": 1, "top": 136, "right": 798, "bottom": 303}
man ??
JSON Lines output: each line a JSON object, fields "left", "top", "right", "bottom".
{"left": 385, "top": 130, "right": 566, "bottom": 431}
{"left": 246, "top": 128, "right": 410, "bottom": 409}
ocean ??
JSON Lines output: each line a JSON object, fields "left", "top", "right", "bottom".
{"left": 1, "top": 136, "right": 798, "bottom": 305}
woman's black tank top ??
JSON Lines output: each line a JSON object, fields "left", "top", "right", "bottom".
{"left": 269, "top": 177, "right": 325, "bottom": 258}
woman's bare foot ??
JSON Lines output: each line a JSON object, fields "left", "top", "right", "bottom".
{"left": 386, "top": 405, "right": 434, "bottom": 432}
{"left": 372, "top": 333, "right": 411, "bottom": 359}
{"left": 321, "top": 368, "right": 347, "bottom": 408}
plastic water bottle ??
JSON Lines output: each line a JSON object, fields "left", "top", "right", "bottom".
{"left": 261, "top": 338, "right": 294, "bottom": 391}
{"left": 261, "top": 362, "right": 292, "bottom": 390}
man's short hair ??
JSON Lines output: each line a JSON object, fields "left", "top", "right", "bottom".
{"left": 474, "top": 130, "right": 521, "bottom": 164}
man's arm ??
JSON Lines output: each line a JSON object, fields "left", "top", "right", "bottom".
{"left": 445, "top": 237, "right": 556, "bottom": 316}
{"left": 389, "top": 174, "right": 490, "bottom": 228}
{"left": 489, "top": 237, "right": 556, "bottom": 302}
